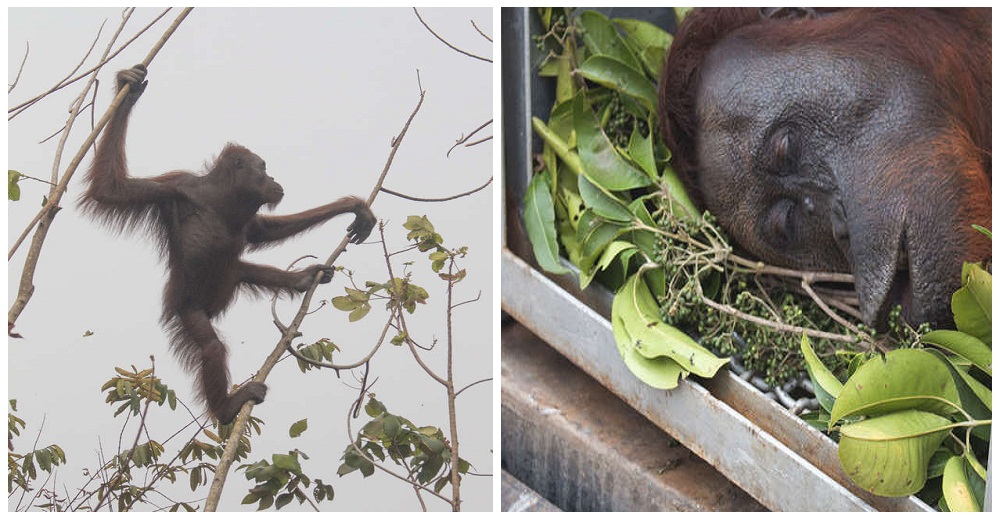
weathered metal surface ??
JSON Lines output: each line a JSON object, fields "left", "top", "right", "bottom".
{"left": 501, "top": 471, "right": 561, "bottom": 512}
{"left": 502, "top": 250, "right": 938, "bottom": 511}
{"left": 529, "top": 260, "right": 932, "bottom": 512}
{"left": 502, "top": 319, "right": 764, "bottom": 511}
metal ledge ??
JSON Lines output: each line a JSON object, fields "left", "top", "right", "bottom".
{"left": 502, "top": 249, "right": 933, "bottom": 511}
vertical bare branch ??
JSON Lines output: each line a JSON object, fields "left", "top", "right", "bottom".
{"left": 8, "top": 8, "right": 193, "bottom": 325}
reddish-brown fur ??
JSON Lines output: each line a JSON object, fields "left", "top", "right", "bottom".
{"left": 80, "top": 65, "right": 376, "bottom": 423}
{"left": 659, "top": 8, "right": 990, "bottom": 204}
{"left": 657, "top": 8, "right": 990, "bottom": 326}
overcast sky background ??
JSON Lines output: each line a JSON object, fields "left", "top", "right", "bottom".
{"left": 7, "top": 7, "right": 493, "bottom": 512}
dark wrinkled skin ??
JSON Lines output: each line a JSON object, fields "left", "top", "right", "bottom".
{"left": 660, "top": 8, "right": 991, "bottom": 328}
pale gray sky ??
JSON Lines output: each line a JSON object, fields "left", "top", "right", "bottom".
{"left": 8, "top": 7, "right": 493, "bottom": 512}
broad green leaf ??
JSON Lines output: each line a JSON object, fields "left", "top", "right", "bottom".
{"left": 920, "top": 329, "right": 991, "bottom": 376}
{"left": 951, "top": 262, "right": 991, "bottom": 346}
{"left": 941, "top": 455, "right": 983, "bottom": 512}
{"left": 348, "top": 303, "right": 371, "bottom": 322}
{"left": 627, "top": 124, "right": 658, "bottom": 181}
{"left": 627, "top": 197, "right": 659, "bottom": 262}
{"left": 576, "top": 209, "right": 627, "bottom": 288}
{"left": 576, "top": 55, "right": 658, "bottom": 111}
{"left": 838, "top": 409, "right": 952, "bottom": 497}
{"left": 923, "top": 350, "right": 991, "bottom": 441}
{"left": 383, "top": 415, "right": 401, "bottom": 438}
{"left": 8, "top": 170, "right": 22, "bottom": 201}
{"left": 830, "top": 349, "right": 961, "bottom": 425}
{"left": 799, "top": 334, "right": 842, "bottom": 415}
{"left": 613, "top": 17, "right": 672, "bottom": 78}
{"left": 611, "top": 297, "right": 687, "bottom": 389}
{"left": 523, "top": 172, "right": 571, "bottom": 274}
{"left": 661, "top": 163, "right": 700, "bottom": 222}
{"left": 272, "top": 453, "right": 301, "bottom": 473}
{"left": 289, "top": 419, "right": 307, "bottom": 438}
{"left": 573, "top": 94, "right": 652, "bottom": 191}
{"left": 576, "top": 209, "right": 626, "bottom": 260}
{"left": 577, "top": 11, "right": 642, "bottom": 72}
{"left": 555, "top": 40, "right": 576, "bottom": 105}
{"left": 595, "top": 241, "right": 637, "bottom": 274}
{"left": 578, "top": 174, "right": 632, "bottom": 222}
{"left": 614, "top": 273, "right": 728, "bottom": 378}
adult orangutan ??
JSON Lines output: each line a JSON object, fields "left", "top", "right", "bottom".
{"left": 658, "top": 8, "right": 991, "bottom": 327}
{"left": 81, "top": 65, "right": 377, "bottom": 423}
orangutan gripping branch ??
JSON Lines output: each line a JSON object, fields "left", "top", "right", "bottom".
{"left": 80, "top": 65, "right": 377, "bottom": 424}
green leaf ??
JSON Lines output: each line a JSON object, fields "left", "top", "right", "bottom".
{"left": 383, "top": 415, "right": 401, "bottom": 439}
{"left": 576, "top": 55, "right": 658, "bottom": 111}
{"left": 830, "top": 349, "right": 961, "bottom": 425}
{"left": 577, "top": 173, "right": 632, "bottom": 222}
{"left": 577, "top": 11, "right": 642, "bottom": 72}
{"left": 275, "top": 493, "right": 294, "bottom": 510}
{"left": 289, "top": 419, "right": 307, "bottom": 438}
{"left": 272, "top": 453, "right": 301, "bottom": 473}
{"left": 941, "top": 455, "right": 983, "bottom": 512}
{"left": 951, "top": 262, "right": 991, "bottom": 346}
{"left": 364, "top": 397, "right": 386, "bottom": 417}
{"left": 576, "top": 209, "right": 627, "bottom": 288}
{"left": 613, "top": 272, "right": 728, "bottom": 382}
{"left": 838, "top": 409, "right": 952, "bottom": 497}
{"left": 612, "top": 17, "right": 672, "bottom": 78}
{"left": 611, "top": 299, "right": 687, "bottom": 389}
{"left": 573, "top": 93, "right": 653, "bottom": 191}
{"left": 8, "top": 170, "right": 22, "bottom": 201}
{"left": 348, "top": 302, "right": 371, "bottom": 322}
{"left": 799, "top": 334, "right": 843, "bottom": 415}
{"left": 661, "top": 163, "right": 700, "bottom": 222}
{"left": 626, "top": 123, "right": 658, "bottom": 181}
{"left": 920, "top": 329, "right": 991, "bottom": 376}
{"left": 523, "top": 172, "right": 571, "bottom": 274}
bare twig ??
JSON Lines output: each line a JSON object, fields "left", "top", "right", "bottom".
{"left": 8, "top": 8, "right": 172, "bottom": 120}
{"left": 9, "top": 41, "right": 30, "bottom": 94}
{"left": 413, "top": 8, "right": 491, "bottom": 63}
{"left": 471, "top": 19, "right": 492, "bottom": 43}
{"left": 380, "top": 176, "right": 492, "bottom": 202}
{"left": 446, "top": 118, "right": 493, "bottom": 157}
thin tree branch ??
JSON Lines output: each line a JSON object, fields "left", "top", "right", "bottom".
{"left": 413, "top": 8, "right": 491, "bottom": 63}
{"left": 8, "top": 8, "right": 191, "bottom": 324}
{"left": 380, "top": 176, "right": 492, "bottom": 202}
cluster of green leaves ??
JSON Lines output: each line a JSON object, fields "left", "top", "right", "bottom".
{"left": 240, "top": 421, "right": 335, "bottom": 511}
{"left": 95, "top": 364, "right": 263, "bottom": 511}
{"left": 802, "top": 262, "right": 991, "bottom": 509}
{"left": 525, "top": 8, "right": 727, "bottom": 389}
{"left": 338, "top": 397, "right": 470, "bottom": 495}
{"left": 331, "top": 216, "right": 457, "bottom": 326}
{"left": 101, "top": 365, "right": 177, "bottom": 417}
{"left": 526, "top": 8, "right": 856, "bottom": 388}
{"left": 8, "top": 400, "right": 67, "bottom": 498}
